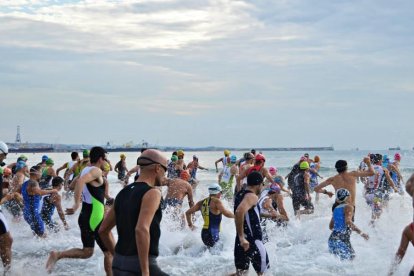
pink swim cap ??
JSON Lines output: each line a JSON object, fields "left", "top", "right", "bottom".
{"left": 394, "top": 153, "right": 401, "bottom": 161}
{"left": 268, "top": 167, "right": 277, "bottom": 175}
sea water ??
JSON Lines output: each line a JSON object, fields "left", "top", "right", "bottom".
{"left": 4, "top": 150, "right": 414, "bottom": 275}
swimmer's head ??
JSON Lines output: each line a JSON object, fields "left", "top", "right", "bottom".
{"left": 336, "top": 188, "right": 350, "bottom": 203}
{"left": 335, "top": 160, "right": 348, "bottom": 173}
{"left": 299, "top": 161, "right": 309, "bottom": 170}
{"left": 268, "top": 167, "right": 277, "bottom": 176}
{"left": 224, "top": 150, "right": 230, "bottom": 157}
{"left": 314, "top": 155, "right": 320, "bottom": 163}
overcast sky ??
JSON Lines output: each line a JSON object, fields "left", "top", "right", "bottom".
{"left": 1, "top": 0, "right": 413, "bottom": 150}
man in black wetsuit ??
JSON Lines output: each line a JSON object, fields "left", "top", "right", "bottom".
{"left": 233, "top": 171, "right": 269, "bottom": 276}
{"left": 99, "top": 149, "right": 169, "bottom": 276}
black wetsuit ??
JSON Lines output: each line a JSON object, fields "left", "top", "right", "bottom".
{"left": 234, "top": 190, "right": 269, "bottom": 274}
{"left": 112, "top": 182, "right": 168, "bottom": 276}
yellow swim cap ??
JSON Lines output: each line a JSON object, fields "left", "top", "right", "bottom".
{"left": 224, "top": 149, "right": 230, "bottom": 156}
{"left": 120, "top": 153, "right": 126, "bottom": 159}
{"left": 103, "top": 162, "right": 111, "bottom": 172}
{"left": 177, "top": 150, "right": 184, "bottom": 156}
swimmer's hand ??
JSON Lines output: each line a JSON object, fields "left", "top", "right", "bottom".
{"left": 65, "top": 208, "right": 75, "bottom": 215}
{"left": 240, "top": 237, "right": 250, "bottom": 251}
{"left": 188, "top": 224, "right": 196, "bottom": 231}
{"left": 64, "top": 223, "right": 69, "bottom": 230}
{"left": 327, "top": 191, "right": 334, "bottom": 198}
{"left": 361, "top": 232, "right": 369, "bottom": 240}
{"left": 363, "top": 157, "right": 371, "bottom": 165}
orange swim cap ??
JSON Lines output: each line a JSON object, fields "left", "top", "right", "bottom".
{"left": 180, "top": 170, "right": 190, "bottom": 181}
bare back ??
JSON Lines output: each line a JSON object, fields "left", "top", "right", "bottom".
{"left": 166, "top": 179, "right": 191, "bottom": 201}
{"left": 328, "top": 172, "right": 358, "bottom": 205}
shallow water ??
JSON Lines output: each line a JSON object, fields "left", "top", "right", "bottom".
{"left": 3, "top": 150, "right": 414, "bottom": 275}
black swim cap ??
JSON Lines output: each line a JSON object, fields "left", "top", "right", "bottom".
{"left": 335, "top": 160, "right": 348, "bottom": 173}
{"left": 247, "top": 171, "right": 263, "bottom": 186}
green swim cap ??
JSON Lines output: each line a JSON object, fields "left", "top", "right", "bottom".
{"left": 171, "top": 155, "right": 178, "bottom": 162}
{"left": 300, "top": 161, "right": 309, "bottom": 170}
{"left": 83, "top": 149, "right": 90, "bottom": 158}
{"left": 19, "top": 154, "right": 28, "bottom": 161}
{"left": 46, "top": 158, "right": 54, "bottom": 166}
{"left": 0, "top": 167, "right": 3, "bottom": 175}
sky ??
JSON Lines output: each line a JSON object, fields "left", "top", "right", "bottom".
{"left": 0, "top": 0, "right": 413, "bottom": 150}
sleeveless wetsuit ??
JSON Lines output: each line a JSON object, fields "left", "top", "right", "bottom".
{"left": 22, "top": 180, "right": 45, "bottom": 236}
{"left": 78, "top": 167, "right": 107, "bottom": 250}
{"left": 234, "top": 190, "right": 269, "bottom": 274}
{"left": 115, "top": 160, "right": 127, "bottom": 180}
{"left": 292, "top": 172, "right": 314, "bottom": 213}
{"left": 328, "top": 203, "right": 354, "bottom": 260}
{"left": 201, "top": 197, "right": 222, "bottom": 247}
{"left": 112, "top": 182, "right": 167, "bottom": 276}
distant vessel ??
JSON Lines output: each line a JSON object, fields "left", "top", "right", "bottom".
{"left": 8, "top": 145, "right": 55, "bottom": 153}
{"left": 389, "top": 146, "right": 401, "bottom": 151}
{"left": 105, "top": 140, "right": 153, "bottom": 152}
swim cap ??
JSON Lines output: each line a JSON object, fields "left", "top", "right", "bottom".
{"left": 230, "top": 155, "right": 237, "bottom": 163}
{"left": 336, "top": 188, "right": 350, "bottom": 202}
{"left": 42, "top": 155, "right": 48, "bottom": 162}
{"left": 180, "top": 170, "right": 190, "bottom": 181}
{"left": 3, "top": 167, "right": 11, "bottom": 176}
{"left": 255, "top": 154, "right": 266, "bottom": 162}
{"left": 394, "top": 153, "right": 401, "bottom": 161}
{"left": 268, "top": 184, "right": 281, "bottom": 193}
{"left": 304, "top": 153, "right": 309, "bottom": 158}
{"left": 19, "top": 155, "right": 28, "bottom": 162}
{"left": 83, "top": 149, "right": 90, "bottom": 158}
{"left": 16, "top": 160, "right": 27, "bottom": 171}
{"left": 193, "top": 155, "right": 198, "bottom": 160}
{"left": 177, "top": 150, "right": 184, "bottom": 157}
{"left": 247, "top": 171, "right": 264, "bottom": 186}
{"left": 0, "top": 141, "right": 8, "bottom": 155}
{"left": 251, "top": 149, "right": 256, "bottom": 155}
{"left": 103, "top": 162, "right": 111, "bottom": 172}
{"left": 208, "top": 183, "right": 222, "bottom": 195}
{"left": 120, "top": 153, "right": 126, "bottom": 159}
{"left": 171, "top": 155, "right": 178, "bottom": 162}
{"left": 314, "top": 156, "right": 320, "bottom": 162}
{"left": 224, "top": 150, "right": 230, "bottom": 156}
{"left": 335, "top": 160, "right": 347, "bottom": 173}
{"left": 299, "top": 161, "right": 309, "bottom": 170}
{"left": 46, "top": 158, "right": 54, "bottom": 166}
{"left": 268, "top": 166, "right": 277, "bottom": 175}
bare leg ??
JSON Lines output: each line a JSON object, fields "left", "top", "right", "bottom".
{"left": 46, "top": 247, "right": 93, "bottom": 272}
{"left": 0, "top": 232, "right": 13, "bottom": 271}
{"left": 236, "top": 269, "right": 249, "bottom": 276}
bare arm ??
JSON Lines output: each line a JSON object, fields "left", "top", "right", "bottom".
{"left": 52, "top": 194, "right": 68, "bottom": 229}
{"left": 329, "top": 217, "right": 334, "bottom": 230}
{"left": 389, "top": 225, "right": 411, "bottom": 275}
{"left": 185, "top": 200, "right": 202, "bottom": 228}
{"left": 98, "top": 206, "right": 116, "bottom": 255}
{"left": 351, "top": 158, "right": 374, "bottom": 178}
{"left": 216, "top": 200, "right": 234, "bottom": 218}
{"left": 56, "top": 163, "right": 68, "bottom": 176}
{"left": 314, "top": 177, "right": 332, "bottom": 193}
{"left": 136, "top": 189, "right": 161, "bottom": 276}
{"left": 261, "top": 198, "right": 278, "bottom": 219}
{"left": 187, "top": 184, "right": 194, "bottom": 208}
{"left": 215, "top": 158, "right": 223, "bottom": 172}
{"left": 276, "top": 195, "right": 289, "bottom": 221}
{"left": 70, "top": 167, "right": 101, "bottom": 213}
{"left": 384, "top": 168, "right": 397, "bottom": 192}
{"left": 345, "top": 205, "right": 368, "bottom": 239}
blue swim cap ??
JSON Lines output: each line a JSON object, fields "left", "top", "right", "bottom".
{"left": 42, "top": 155, "right": 48, "bottom": 162}
{"left": 16, "top": 160, "right": 27, "bottom": 171}
{"left": 230, "top": 155, "right": 237, "bottom": 163}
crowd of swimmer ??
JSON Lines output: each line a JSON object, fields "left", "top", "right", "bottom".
{"left": 0, "top": 141, "right": 413, "bottom": 275}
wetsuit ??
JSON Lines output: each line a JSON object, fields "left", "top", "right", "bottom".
{"left": 234, "top": 190, "right": 269, "bottom": 274}
{"left": 328, "top": 203, "right": 354, "bottom": 260}
{"left": 22, "top": 180, "right": 45, "bottom": 236}
{"left": 365, "top": 165, "right": 385, "bottom": 213}
{"left": 201, "top": 197, "right": 222, "bottom": 247}
{"left": 112, "top": 182, "right": 168, "bottom": 276}
{"left": 287, "top": 163, "right": 300, "bottom": 189}
{"left": 115, "top": 160, "right": 127, "bottom": 181}
{"left": 41, "top": 194, "right": 58, "bottom": 230}
{"left": 292, "top": 172, "right": 314, "bottom": 213}
{"left": 78, "top": 167, "right": 107, "bottom": 250}
{"left": 220, "top": 165, "right": 235, "bottom": 198}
